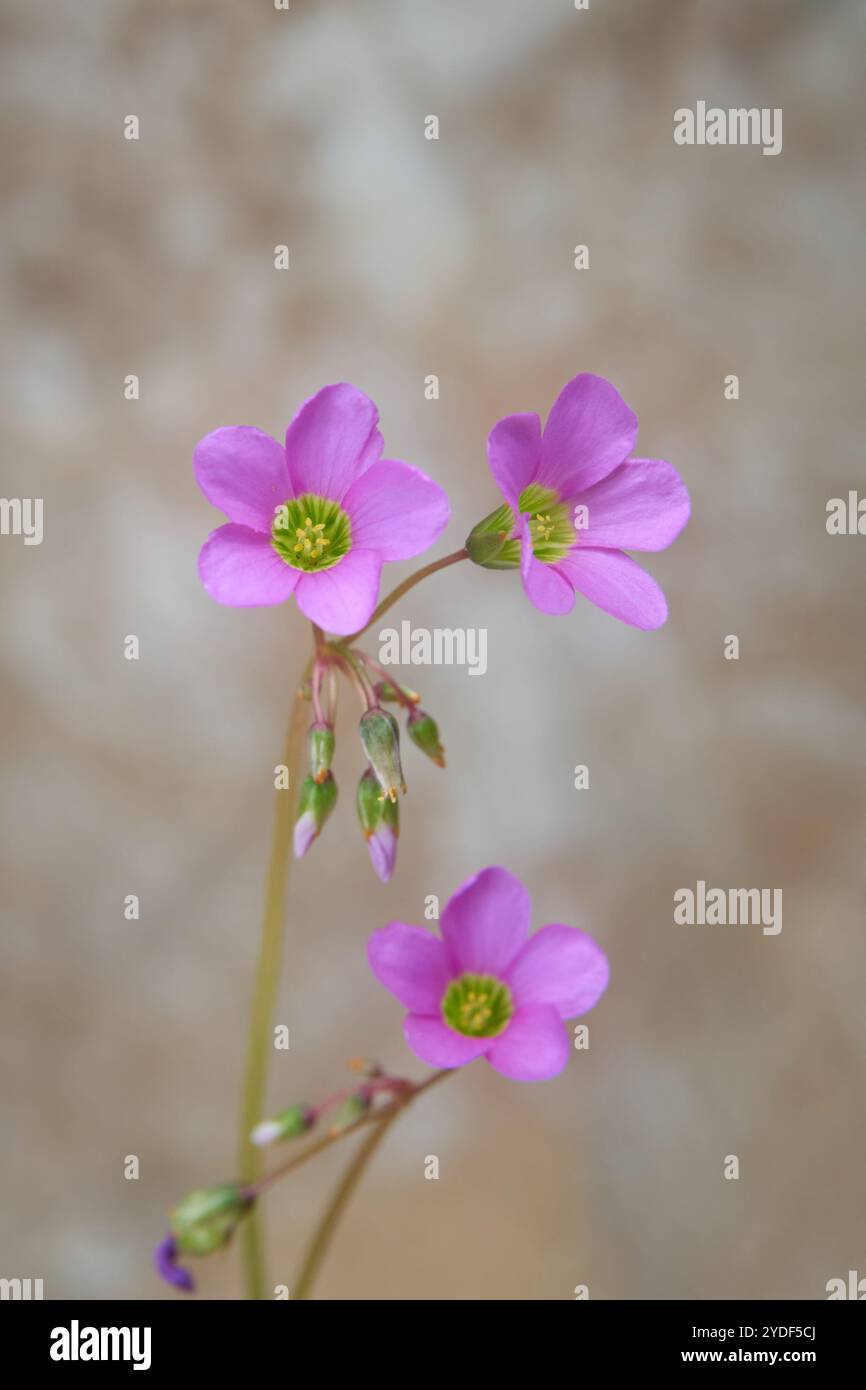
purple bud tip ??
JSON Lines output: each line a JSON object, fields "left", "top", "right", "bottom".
{"left": 250, "top": 1119, "right": 281, "bottom": 1147}
{"left": 366, "top": 826, "right": 397, "bottom": 883}
{"left": 293, "top": 812, "right": 317, "bottom": 859}
{"left": 154, "top": 1234, "right": 194, "bottom": 1293}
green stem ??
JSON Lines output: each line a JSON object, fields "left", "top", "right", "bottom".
{"left": 347, "top": 548, "right": 469, "bottom": 642}
{"left": 292, "top": 1069, "right": 452, "bottom": 1300}
{"left": 237, "top": 662, "right": 312, "bottom": 1299}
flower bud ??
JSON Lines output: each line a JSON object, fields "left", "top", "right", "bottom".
{"left": 407, "top": 706, "right": 445, "bottom": 767}
{"left": 375, "top": 680, "right": 420, "bottom": 705}
{"left": 169, "top": 1183, "right": 250, "bottom": 1257}
{"left": 356, "top": 768, "right": 399, "bottom": 882}
{"left": 307, "top": 721, "right": 335, "bottom": 784}
{"left": 466, "top": 504, "right": 520, "bottom": 569}
{"left": 358, "top": 708, "right": 405, "bottom": 801}
{"left": 293, "top": 772, "right": 337, "bottom": 858}
{"left": 327, "top": 1092, "right": 371, "bottom": 1136}
{"left": 251, "top": 1103, "right": 315, "bottom": 1148}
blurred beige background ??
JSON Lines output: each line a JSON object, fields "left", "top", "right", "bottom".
{"left": 2, "top": 0, "right": 865, "bottom": 1300}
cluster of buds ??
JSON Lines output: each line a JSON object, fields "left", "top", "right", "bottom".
{"left": 252, "top": 1058, "right": 408, "bottom": 1149}
{"left": 154, "top": 1061, "right": 409, "bottom": 1293}
{"left": 292, "top": 644, "right": 446, "bottom": 882}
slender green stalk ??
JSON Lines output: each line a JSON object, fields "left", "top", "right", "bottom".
{"left": 237, "top": 662, "right": 312, "bottom": 1299}
{"left": 347, "top": 548, "right": 469, "bottom": 641}
{"left": 292, "top": 1069, "right": 452, "bottom": 1300}
{"left": 235, "top": 552, "right": 465, "bottom": 1298}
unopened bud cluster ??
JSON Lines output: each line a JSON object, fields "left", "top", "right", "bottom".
{"left": 292, "top": 646, "right": 446, "bottom": 882}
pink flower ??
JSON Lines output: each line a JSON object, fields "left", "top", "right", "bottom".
{"left": 367, "top": 867, "right": 609, "bottom": 1082}
{"left": 473, "top": 373, "right": 690, "bottom": 629}
{"left": 194, "top": 384, "right": 450, "bottom": 636}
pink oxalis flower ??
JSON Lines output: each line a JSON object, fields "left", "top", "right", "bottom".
{"left": 194, "top": 384, "right": 450, "bottom": 636}
{"left": 367, "top": 867, "right": 609, "bottom": 1082}
{"left": 468, "top": 373, "right": 690, "bottom": 629}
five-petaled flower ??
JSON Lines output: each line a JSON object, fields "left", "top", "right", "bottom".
{"left": 469, "top": 373, "right": 690, "bottom": 629}
{"left": 194, "top": 384, "right": 450, "bottom": 636}
{"left": 367, "top": 866, "right": 609, "bottom": 1081}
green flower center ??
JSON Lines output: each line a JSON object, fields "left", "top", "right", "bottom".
{"left": 271, "top": 494, "right": 352, "bottom": 572}
{"left": 442, "top": 972, "right": 514, "bottom": 1038}
{"left": 517, "top": 484, "right": 576, "bottom": 563}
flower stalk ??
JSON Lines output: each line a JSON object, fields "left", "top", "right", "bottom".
{"left": 236, "top": 660, "right": 312, "bottom": 1300}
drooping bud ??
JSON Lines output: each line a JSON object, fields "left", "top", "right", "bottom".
{"left": 169, "top": 1183, "right": 250, "bottom": 1258}
{"left": 327, "top": 1092, "right": 371, "bottom": 1136}
{"left": 465, "top": 503, "right": 520, "bottom": 569}
{"left": 358, "top": 708, "right": 405, "bottom": 801}
{"left": 307, "top": 721, "right": 335, "bottom": 784}
{"left": 356, "top": 768, "right": 399, "bottom": 882}
{"left": 293, "top": 772, "right": 337, "bottom": 858}
{"left": 375, "top": 680, "right": 420, "bottom": 705}
{"left": 251, "top": 1103, "right": 315, "bottom": 1149}
{"left": 407, "top": 706, "right": 445, "bottom": 767}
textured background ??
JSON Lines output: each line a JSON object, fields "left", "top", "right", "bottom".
{"left": 2, "top": 0, "right": 865, "bottom": 1300}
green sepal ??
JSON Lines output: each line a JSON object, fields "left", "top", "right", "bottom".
{"left": 328, "top": 1093, "right": 371, "bottom": 1134}
{"left": 358, "top": 708, "right": 405, "bottom": 800}
{"left": 465, "top": 504, "right": 520, "bottom": 569}
{"left": 170, "top": 1183, "right": 249, "bottom": 1257}
{"left": 407, "top": 707, "right": 445, "bottom": 766}
{"left": 296, "top": 771, "right": 337, "bottom": 829}
{"left": 308, "top": 722, "right": 335, "bottom": 783}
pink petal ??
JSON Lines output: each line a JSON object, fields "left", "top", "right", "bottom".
{"left": 505, "top": 924, "right": 610, "bottom": 1018}
{"left": 366, "top": 826, "right": 398, "bottom": 883}
{"left": 555, "top": 547, "right": 668, "bottom": 630}
{"left": 194, "top": 427, "right": 291, "bottom": 533}
{"left": 293, "top": 812, "right": 318, "bottom": 859}
{"left": 538, "top": 374, "right": 637, "bottom": 498}
{"left": 576, "top": 458, "right": 690, "bottom": 552}
{"left": 293, "top": 548, "right": 382, "bottom": 636}
{"left": 486, "top": 1003, "right": 570, "bottom": 1082}
{"left": 487, "top": 412, "right": 542, "bottom": 508}
{"left": 285, "top": 383, "right": 382, "bottom": 502}
{"left": 440, "top": 866, "right": 531, "bottom": 977}
{"left": 367, "top": 923, "right": 450, "bottom": 1014}
{"left": 519, "top": 513, "right": 575, "bottom": 616}
{"left": 403, "top": 1014, "right": 490, "bottom": 1069}
{"left": 198, "top": 524, "right": 299, "bottom": 607}
{"left": 343, "top": 460, "right": 450, "bottom": 561}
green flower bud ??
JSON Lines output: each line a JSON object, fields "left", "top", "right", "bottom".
{"left": 293, "top": 772, "right": 337, "bottom": 858}
{"left": 327, "top": 1093, "right": 371, "bottom": 1136}
{"left": 358, "top": 708, "right": 405, "bottom": 802}
{"left": 376, "top": 680, "right": 420, "bottom": 705}
{"left": 356, "top": 768, "right": 399, "bottom": 882}
{"left": 465, "top": 504, "right": 521, "bottom": 569}
{"left": 407, "top": 706, "right": 445, "bottom": 767}
{"left": 170, "top": 1183, "right": 250, "bottom": 1257}
{"left": 307, "top": 721, "right": 335, "bottom": 784}
{"left": 251, "top": 1103, "right": 315, "bottom": 1148}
